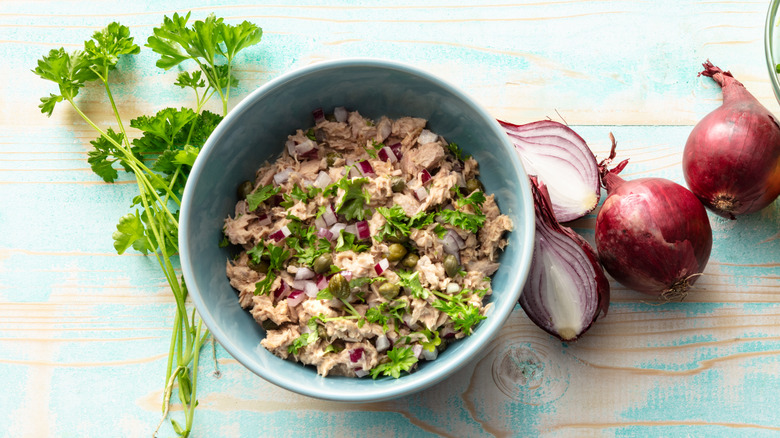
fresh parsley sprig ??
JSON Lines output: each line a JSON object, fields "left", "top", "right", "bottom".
{"left": 431, "top": 288, "right": 486, "bottom": 335}
{"left": 369, "top": 346, "right": 418, "bottom": 379}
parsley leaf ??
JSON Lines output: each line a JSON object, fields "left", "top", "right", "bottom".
{"left": 375, "top": 205, "right": 411, "bottom": 242}
{"left": 447, "top": 142, "right": 471, "bottom": 162}
{"left": 370, "top": 346, "right": 418, "bottom": 379}
{"left": 113, "top": 210, "right": 151, "bottom": 255}
{"left": 335, "top": 230, "right": 370, "bottom": 253}
{"left": 396, "top": 270, "right": 428, "bottom": 300}
{"left": 335, "top": 177, "right": 370, "bottom": 221}
{"left": 408, "top": 211, "right": 435, "bottom": 229}
{"left": 87, "top": 128, "right": 131, "bottom": 182}
{"left": 455, "top": 189, "right": 486, "bottom": 215}
{"left": 250, "top": 241, "right": 290, "bottom": 295}
{"left": 438, "top": 209, "right": 485, "bottom": 234}
{"left": 419, "top": 328, "right": 441, "bottom": 352}
{"left": 431, "top": 289, "right": 486, "bottom": 336}
{"left": 246, "top": 184, "right": 280, "bottom": 211}
{"left": 288, "top": 318, "right": 320, "bottom": 355}
{"left": 365, "top": 140, "right": 384, "bottom": 159}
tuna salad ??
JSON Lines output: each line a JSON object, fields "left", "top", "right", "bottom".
{"left": 222, "top": 107, "right": 513, "bottom": 378}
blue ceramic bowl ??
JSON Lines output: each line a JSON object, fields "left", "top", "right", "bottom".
{"left": 180, "top": 59, "right": 535, "bottom": 402}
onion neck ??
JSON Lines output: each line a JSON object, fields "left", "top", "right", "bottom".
{"left": 602, "top": 171, "right": 625, "bottom": 193}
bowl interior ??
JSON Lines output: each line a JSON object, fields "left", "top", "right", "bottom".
{"left": 180, "top": 60, "right": 534, "bottom": 402}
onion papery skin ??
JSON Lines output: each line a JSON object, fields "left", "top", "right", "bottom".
{"left": 500, "top": 120, "right": 601, "bottom": 222}
{"left": 519, "top": 177, "right": 610, "bottom": 342}
{"left": 683, "top": 61, "right": 780, "bottom": 218}
{"left": 595, "top": 173, "right": 713, "bottom": 300}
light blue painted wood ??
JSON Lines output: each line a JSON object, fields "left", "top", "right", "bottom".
{"left": 1, "top": 1, "right": 779, "bottom": 437}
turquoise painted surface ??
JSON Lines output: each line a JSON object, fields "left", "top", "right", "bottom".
{"left": 1, "top": 1, "right": 779, "bottom": 437}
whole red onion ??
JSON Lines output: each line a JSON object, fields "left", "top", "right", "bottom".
{"left": 683, "top": 61, "right": 780, "bottom": 219}
{"left": 596, "top": 139, "right": 713, "bottom": 300}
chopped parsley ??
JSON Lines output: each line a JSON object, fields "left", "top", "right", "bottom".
{"left": 335, "top": 177, "right": 370, "bottom": 221}
{"left": 245, "top": 184, "right": 279, "bottom": 211}
{"left": 335, "top": 230, "right": 370, "bottom": 252}
{"left": 396, "top": 270, "right": 428, "bottom": 300}
{"left": 454, "top": 188, "right": 486, "bottom": 215}
{"left": 250, "top": 241, "right": 290, "bottom": 295}
{"left": 365, "top": 140, "right": 384, "bottom": 159}
{"left": 438, "top": 209, "right": 485, "bottom": 234}
{"left": 369, "top": 346, "right": 417, "bottom": 379}
{"left": 375, "top": 205, "right": 411, "bottom": 242}
{"left": 288, "top": 318, "right": 320, "bottom": 355}
{"left": 431, "top": 288, "right": 486, "bottom": 335}
{"left": 285, "top": 220, "right": 330, "bottom": 266}
{"left": 447, "top": 142, "right": 470, "bottom": 162}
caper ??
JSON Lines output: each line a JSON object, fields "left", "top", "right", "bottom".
{"left": 313, "top": 253, "right": 333, "bottom": 274}
{"left": 386, "top": 243, "right": 408, "bottom": 262}
{"left": 391, "top": 177, "right": 406, "bottom": 193}
{"left": 261, "top": 319, "right": 279, "bottom": 330}
{"left": 443, "top": 254, "right": 460, "bottom": 277}
{"left": 465, "top": 178, "right": 483, "bottom": 193}
{"left": 247, "top": 258, "right": 269, "bottom": 274}
{"left": 328, "top": 273, "right": 350, "bottom": 300}
{"left": 386, "top": 233, "right": 409, "bottom": 244}
{"left": 326, "top": 152, "right": 342, "bottom": 167}
{"left": 400, "top": 253, "right": 419, "bottom": 269}
{"left": 378, "top": 282, "right": 401, "bottom": 300}
{"left": 237, "top": 180, "right": 254, "bottom": 200}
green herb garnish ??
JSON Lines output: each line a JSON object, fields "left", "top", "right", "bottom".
{"left": 369, "top": 346, "right": 418, "bottom": 379}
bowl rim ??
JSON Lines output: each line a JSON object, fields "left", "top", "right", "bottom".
{"left": 180, "top": 58, "right": 535, "bottom": 402}
{"left": 765, "top": 0, "right": 780, "bottom": 103}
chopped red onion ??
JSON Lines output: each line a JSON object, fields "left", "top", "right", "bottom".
{"left": 374, "top": 258, "right": 390, "bottom": 275}
{"left": 378, "top": 146, "right": 398, "bottom": 163}
{"left": 344, "top": 224, "right": 357, "bottom": 236}
{"left": 440, "top": 234, "right": 460, "bottom": 263}
{"left": 295, "top": 267, "right": 315, "bottom": 281}
{"left": 299, "top": 148, "right": 319, "bottom": 161}
{"left": 414, "top": 186, "right": 428, "bottom": 201}
{"left": 268, "top": 225, "right": 291, "bottom": 242}
{"left": 418, "top": 129, "right": 438, "bottom": 144}
{"left": 286, "top": 139, "right": 296, "bottom": 156}
{"left": 349, "top": 348, "right": 364, "bottom": 363}
{"left": 329, "top": 222, "right": 346, "bottom": 236}
{"left": 354, "top": 368, "right": 369, "bottom": 378}
{"left": 256, "top": 213, "right": 272, "bottom": 226}
{"left": 313, "top": 170, "right": 332, "bottom": 189}
{"left": 294, "top": 139, "right": 316, "bottom": 155}
{"left": 322, "top": 204, "right": 338, "bottom": 226}
{"left": 314, "top": 215, "right": 327, "bottom": 230}
{"left": 316, "top": 274, "right": 329, "bottom": 290}
{"left": 441, "top": 325, "right": 456, "bottom": 339}
{"left": 411, "top": 344, "right": 424, "bottom": 359}
{"left": 334, "top": 106, "right": 348, "bottom": 123}
{"left": 317, "top": 227, "right": 334, "bottom": 241}
{"left": 375, "top": 334, "right": 390, "bottom": 352}
{"left": 273, "top": 168, "right": 293, "bottom": 186}
{"left": 287, "top": 290, "right": 305, "bottom": 307}
{"left": 420, "top": 169, "right": 432, "bottom": 185}
{"left": 355, "top": 220, "right": 370, "bottom": 240}
{"left": 349, "top": 166, "right": 361, "bottom": 178}
{"left": 312, "top": 107, "right": 325, "bottom": 124}
{"left": 304, "top": 281, "right": 319, "bottom": 298}
{"left": 447, "top": 229, "right": 465, "bottom": 249}
{"left": 389, "top": 143, "right": 403, "bottom": 160}
{"left": 357, "top": 160, "right": 375, "bottom": 176}
{"left": 274, "top": 281, "right": 290, "bottom": 299}
{"left": 341, "top": 270, "right": 353, "bottom": 281}
{"left": 446, "top": 282, "right": 461, "bottom": 294}
{"left": 421, "top": 347, "right": 438, "bottom": 361}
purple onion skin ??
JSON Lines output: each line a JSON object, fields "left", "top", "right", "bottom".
{"left": 595, "top": 172, "right": 713, "bottom": 299}
{"left": 683, "top": 62, "right": 780, "bottom": 219}
{"left": 519, "top": 177, "right": 610, "bottom": 342}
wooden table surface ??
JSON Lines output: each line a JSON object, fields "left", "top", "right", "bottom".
{"left": 2, "top": 1, "right": 779, "bottom": 437}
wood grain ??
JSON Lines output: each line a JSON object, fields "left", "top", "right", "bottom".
{"left": 1, "top": 1, "right": 779, "bottom": 437}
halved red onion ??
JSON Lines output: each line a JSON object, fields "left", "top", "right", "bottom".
{"left": 322, "top": 204, "right": 338, "bottom": 226}
{"left": 355, "top": 220, "right": 370, "bottom": 240}
{"left": 374, "top": 258, "right": 390, "bottom": 275}
{"left": 334, "top": 106, "right": 348, "bottom": 123}
{"left": 268, "top": 225, "right": 291, "bottom": 242}
{"left": 389, "top": 143, "right": 403, "bottom": 160}
{"left": 414, "top": 186, "right": 428, "bottom": 201}
{"left": 500, "top": 120, "right": 601, "bottom": 222}
{"left": 349, "top": 348, "right": 364, "bottom": 363}
{"left": 519, "top": 176, "right": 610, "bottom": 342}
{"left": 378, "top": 146, "right": 398, "bottom": 163}
{"left": 312, "top": 107, "right": 325, "bottom": 124}
{"left": 419, "top": 169, "right": 432, "bottom": 185}
{"left": 418, "top": 129, "right": 438, "bottom": 144}
{"left": 357, "top": 160, "right": 375, "bottom": 176}
{"left": 287, "top": 290, "right": 306, "bottom": 307}
{"left": 375, "top": 334, "right": 390, "bottom": 352}
{"left": 317, "top": 227, "right": 334, "bottom": 241}
{"left": 273, "top": 169, "right": 293, "bottom": 186}
{"left": 304, "top": 281, "right": 319, "bottom": 298}
{"left": 295, "top": 267, "right": 315, "bottom": 281}
{"left": 313, "top": 170, "right": 332, "bottom": 189}
{"left": 256, "top": 213, "right": 272, "bottom": 226}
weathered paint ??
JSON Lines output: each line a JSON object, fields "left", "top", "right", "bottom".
{"left": 1, "top": 1, "right": 779, "bottom": 437}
